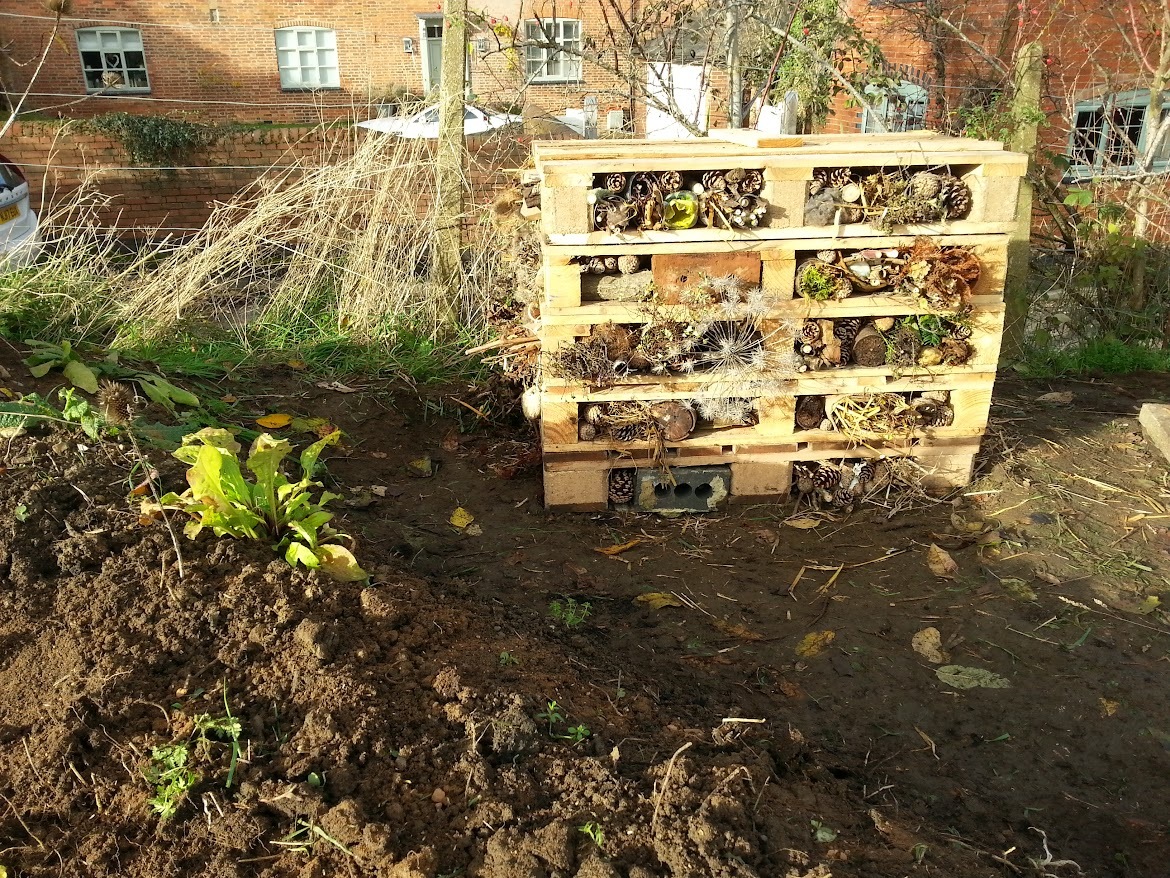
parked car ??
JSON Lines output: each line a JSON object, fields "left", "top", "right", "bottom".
{"left": 357, "top": 104, "right": 523, "bottom": 138}
{"left": 0, "top": 154, "right": 39, "bottom": 269}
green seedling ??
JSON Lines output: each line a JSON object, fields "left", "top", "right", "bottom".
{"left": 549, "top": 598, "right": 591, "bottom": 629}
{"left": 23, "top": 339, "right": 99, "bottom": 393}
{"left": 563, "top": 724, "right": 591, "bottom": 745}
{"left": 579, "top": 821, "right": 605, "bottom": 849}
{"left": 13, "top": 504, "right": 28, "bottom": 522}
{"left": 811, "top": 819, "right": 838, "bottom": 843}
{"left": 912, "top": 843, "right": 928, "bottom": 864}
{"left": 193, "top": 685, "right": 243, "bottom": 788}
{"left": 537, "top": 700, "right": 565, "bottom": 735}
{"left": 273, "top": 818, "right": 354, "bottom": 857}
{"left": 150, "top": 427, "right": 366, "bottom": 581}
{"left": 498, "top": 651, "right": 519, "bottom": 667}
{"left": 144, "top": 743, "right": 198, "bottom": 820}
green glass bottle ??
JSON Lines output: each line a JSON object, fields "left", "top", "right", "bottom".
{"left": 663, "top": 191, "right": 699, "bottom": 230}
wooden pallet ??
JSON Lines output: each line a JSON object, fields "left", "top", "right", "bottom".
{"left": 542, "top": 435, "right": 981, "bottom": 510}
{"left": 541, "top": 234, "right": 1008, "bottom": 311}
{"left": 540, "top": 373, "right": 996, "bottom": 452}
{"left": 535, "top": 136, "right": 1027, "bottom": 244}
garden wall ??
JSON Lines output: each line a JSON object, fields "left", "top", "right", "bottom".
{"left": 1, "top": 121, "right": 552, "bottom": 234}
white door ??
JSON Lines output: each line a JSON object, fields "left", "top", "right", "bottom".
{"left": 420, "top": 17, "right": 443, "bottom": 92}
{"left": 645, "top": 63, "right": 708, "bottom": 139}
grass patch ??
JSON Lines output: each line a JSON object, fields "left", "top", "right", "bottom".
{"left": 1015, "top": 338, "right": 1170, "bottom": 377}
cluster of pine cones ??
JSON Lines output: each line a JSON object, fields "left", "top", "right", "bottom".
{"left": 793, "top": 459, "right": 890, "bottom": 508}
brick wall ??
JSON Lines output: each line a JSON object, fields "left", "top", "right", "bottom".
{"left": 1, "top": 120, "right": 546, "bottom": 233}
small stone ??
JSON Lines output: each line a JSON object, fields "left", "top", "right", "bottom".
{"left": 431, "top": 788, "right": 447, "bottom": 804}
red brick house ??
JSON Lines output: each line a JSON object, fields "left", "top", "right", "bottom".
{"left": 0, "top": 0, "right": 666, "bottom": 132}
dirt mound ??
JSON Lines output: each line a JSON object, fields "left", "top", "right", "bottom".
{"left": 0, "top": 430, "right": 993, "bottom": 877}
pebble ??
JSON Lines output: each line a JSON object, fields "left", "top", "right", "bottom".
{"left": 431, "top": 788, "right": 447, "bottom": 804}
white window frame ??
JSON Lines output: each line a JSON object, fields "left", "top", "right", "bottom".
{"left": 524, "top": 18, "right": 582, "bottom": 84}
{"left": 861, "top": 80, "right": 928, "bottom": 134}
{"left": 1068, "top": 89, "right": 1170, "bottom": 179}
{"left": 76, "top": 27, "right": 150, "bottom": 93}
{"left": 274, "top": 26, "right": 340, "bottom": 90}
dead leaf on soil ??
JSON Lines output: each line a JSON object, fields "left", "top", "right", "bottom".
{"left": 1036, "top": 391, "right": 1075, "bottom": 404}
{"left": 784, "top": 516, "right": 823, "bottom": 529}
{"left": 1100, "top": 698, "right": 1120, "bottom": 717}
{"left": 316, "top": 380, "right": 361, "bottom": 393}
{"left": 464, "top": 523, "right": 483, "bottom": 537}
{"left": 1137, "top": 595, "right": 1161, "bottom": 615}
{"left": 950, "top": 512, "right": 985, "bottom": 533}
{"left": 935, "top": 665, "right": 1011, "bottom": 690}
{"left": 1034, "top": 570, "right": 1061, "bottom": 585}
{"left": 441, "top": 430, "right": 463, "bottom": 452}
{"left": 449, "top": 507, "right": 475, "bottom": 529}
{"left": 290, "top": 416, "right": 336, "bottom": 437}
{"left": 256, "top": 413, "right": 293, "bottom": 429}
{"left": 595, "top": 538, "right": 643, "bottom": 556}
{"left": 634, "top": 592, "right": 684, "bottom": 610}
{"left": 407, "top": 457, "right": 435, "bottom": 478}
{"left": 712, "top": 619, "right": 764, "bottom": 641}
{"left": 926, "top": 544, "right": 959, "bottom": 579}
{"left": 1000, "top": 578, "right": 1038, "bottom": 601}
{"left": 370, "top": 451, "right": 388, "bottom": 459}
{"left": 796, "top": 629, "right": 835, "bottom": 657}
{"left": 219, "top": 394, "right": 238, "bottom": 404}
{"left": 911, "top": 627, "right": 949, "bottom": 664}
{"left": 777, "top": 679, "right": 805, "bottom": 700}
{"left": 914, "top": 726, "right": 940, "bottom": 759}
{"left": 286, "top": 359, "right": 307, "bottom": 370}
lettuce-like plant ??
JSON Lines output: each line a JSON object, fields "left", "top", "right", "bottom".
{"left": 151, "top": 427, "right": 367, "bottom": 581}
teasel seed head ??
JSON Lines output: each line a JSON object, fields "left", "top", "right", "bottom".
{"left": 98, "top": 380, "right": 135, "bottom": 425}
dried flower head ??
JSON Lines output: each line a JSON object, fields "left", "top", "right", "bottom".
{"left": 97, "top": 380, "right": 136, "bottom": 425}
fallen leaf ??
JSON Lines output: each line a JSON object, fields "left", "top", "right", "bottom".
{"left": 465, "top": 523, "right": 483, "bottom": 537}
{"left": 975, "top": 530, "right": 1003, "bottom": 546}
{"left": 1034, "top": 570, "right": 1061, "bottom": 585}
{"left": 1000, "top": 578, "right": 1038, "bottom": 601}
{"left": 595, "top": 538, "right": 643, "bottom": 556}
{"left": 316, "top": 380, "right": 360, "bottom": 393}
{"left": 441, "top": 430, "right": 463, "bottom": 452}
{"left": 286, "top": 359, "right": 307, "bottom": 370}
{"left": 256, "top": 413, "right": 293, "bottom": 429}
{"left": 911, "top": 627, "right": 949, "bottom": 663}
{"left": 449, "top": 507, "right": 475, "bottom": 529}
{"left": 796, "top": 629, "right": 835, "bottom": 658}
{"left": 343, "top": 491, "right": 377, "bottom": 509}
{"left": 219, "top": 394, "right": 238, "bottom": 404}
{"left": 291, "top": 416, "right": 334, "bottom": 435}
{"left": 926, "top": 544, "right": 959, "bottom": 579}
{"left": 783, "top": 516, "right": 822, "bottom": 529}
{"left": 712, "top": 619, "right": 764, "bottom": 641}
{"left": 407, "top": 457, "right": 435, "bottom": 478}
{"left": 777, "top": 680, "right": 805, "bottom": 699}
{"left": 914, "top": 725, "right": 939, "bottom": 759}
{"left": 315, "top": 544, "right": 368, "bottom": 582}
{"left": 950, "top": 512, "right": 985, "bottom": 533}
{"left": 370, "top": 451, "right": 388, "bottom": 459}
{"left": 635, "top": 592, "right": 684, "bottom": 610}
{"left": 1137, "top": 595, "right": 1161, "bottom": 615}
{"left": 1036, "top": 391, "right": 1074, "bottom": 404}
{"left": 370, "top": 485, "right": 388, "bottom": 498}
{"left": 935, "top": 665, "right": 1010, "bottom": 690}
{"left": 1099, "top": 698, "right": 1120, "bottom": 717}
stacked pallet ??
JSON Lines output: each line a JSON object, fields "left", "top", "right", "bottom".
{"left": 532, "top": 131, "right": 1027, "bottom": 511}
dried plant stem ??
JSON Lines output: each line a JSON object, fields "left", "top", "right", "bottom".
{"left": 125, "top": 429, "right": 186, "bottom": 582}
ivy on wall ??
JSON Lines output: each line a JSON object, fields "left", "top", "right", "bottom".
{"left": 85, "top": 113, "right": 223, "bottom": 166}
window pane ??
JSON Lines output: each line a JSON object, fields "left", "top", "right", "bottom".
{"left": 1072, "top": 108, "right": 1103, "bottom": 166}
{"left": 100, "top": 32, "right": 121, "bottom": 49}
{"left": 1105, "top": 105, "right": 1144, "bottom": 165}
{"left": 122, "top": 31, "right": 142, "bottom": 50}
{"left": 281, "top": 67, "right": 301, "bottom": 87}
{"left": 124, "top": 51, "right": 144, "bottom": 67}
{"left": 78, "top": 32, "right": 100, "bottom": 50}
{"left": 84, "top": 70, "right": 104, "bottom": 89}
{"left": 275, "top": 30, "right": 293, "bottom": 49}
{"left": 81, "top": 51, "right": 103, "bottom": 70}
{"left": 1153, "top": 109, "right": 1170, "bottom": 162}
{"left": 321, "top": 67, "right": 339, "bottom": 87}
{"left": 525, "top": 22, "right": 540, "bottom": 40}
{"left": 127, "top": 70, "right": 148, "bottom": 88}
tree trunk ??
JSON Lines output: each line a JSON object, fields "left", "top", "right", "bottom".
{"left": 434, "top": 0, "right": 467, "bottom": 329}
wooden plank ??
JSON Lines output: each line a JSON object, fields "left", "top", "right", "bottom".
{"left": 707, "top": 129, "right": 805, "bottom": 149}
{"left": 652, "top": 252, "right": 762, "bottom": 303}
{"left": 543, "top": 466, "right": 609, "bottom": 511}
{"left": 543, "top": 257, "right": 583, "bottom": 309}
{"left": 914, "top": 451, "right": 979, "bottom": 495}
{"left": 776, "top": 293, "right": 1006, "bottom": 320}
{"left": 545, "top": 221, "right": 1021, "bottom": 247}
{"left": 540, "top": 401, "right": 578, "bottom": 446}
{"left": 950, "top": 384, "right": 996, "bottom": 433}
{"left": 730, "top": 461, "right": 792, "bottom": 502}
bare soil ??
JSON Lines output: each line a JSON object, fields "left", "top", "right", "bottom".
{"left": 2, "top": 342, "right": 1169, "bottom": 878}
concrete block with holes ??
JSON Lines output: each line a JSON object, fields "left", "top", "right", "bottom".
{"left": 634, "top": 466, "right": 730, "bottom": 512}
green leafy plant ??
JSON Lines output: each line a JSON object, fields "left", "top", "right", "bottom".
{"left": 23, "top": 339, "right": 99, "bottom": 393}
{"left": 537, "top": 700, "right": 565, "bottom": 735}
{"left": 549, "top": 598, "right": 591, "bottom": 629}
{"left": 579, "top": 821, "right": 605, "bottom": 848}
{"left": 14, "top": 504, "right": 29, "bottom": 522}
{"left": 0, "top": 388, "right": 105, "bottom": 439}
{"left": 86, "top": 113, "right": 219, "bottom": 166}
{"left": 564, "top": 724, "right": 591, "bottom": 744}
{"left": 811, "top": 818, "right": 838, "bottom": 843}
{"left": 798, "top": 264, "right": 835, "bottom": 301}
{"left": 498, "top": 651, "right": 519, "bottom": 667}
{"left": 144, "top": 743, "right": 198, "bottom": 820}
{"left": 151, "top": 427, "right": 367, "bottom": 581}
{"left": 193, "top": 685, "right": 243, "bottom": 788}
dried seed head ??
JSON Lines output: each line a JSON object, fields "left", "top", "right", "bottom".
{"left": 98, "top": 380, "right": 135, "bottom": 425}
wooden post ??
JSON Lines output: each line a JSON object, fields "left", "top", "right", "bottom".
{"left": 434, "top": 0, "right": 468, "bottom": 328}
{"left": 1001, "top": 40, "right": 1041, "bottom": 363}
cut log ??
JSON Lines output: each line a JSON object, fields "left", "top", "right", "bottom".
{"left": 851, "top": 325, "right": 887, "bottom": 367}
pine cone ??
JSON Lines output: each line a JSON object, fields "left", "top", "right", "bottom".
{"left": 701, "top": 170, "right": 727, "bottom": 192}
{"left": 813, "top": 168, "right": 831, "bottom": 185}
{"left": 949, "top": 322, "right": 973, "bottom": 340}
{"left": 816, "top": 249, "right": 838, "bottom": 264}
{"left": 854, "top": 460, "right": 876, "bottom": 485}
{"left": 908, "top": 171, "right": 943, "bottom": 199}
{"left": 812, "top": 464, "right": 840, "bottom": 489}
{"left": 587, "top": 257, "right": 607, "bottom": 275}
{"left": 833, "top": 318, "right": 862, "bottom": 343}
{"left": 610, "top": 423, "right": 643, "bottom": 442}
{"left": 940, "top": 178, "right": 972, "bottom": 219}
{"left": 629, "top": 172, "right": 656, "bottom": 200}
{"left": 604, "top": 173, "right": 628, "bottom": 193}
{"left": 793, "top": 463, "right": 817, "bottom": 495}
{"left": 802, "top": 319, "right": 823, "bottom": 343}
{"left": 658, "top": 170, "right": 683, "bottom": 192}
{"left": 603, "top": 256, "right": 619, "bottom": 272}
{"left": 741, "top": 169, "right": 764, "bottom": 194}
{"left": 828, "top": 168, "right": 854, "bottom": 189}
{"left": 832, "top": 487, "right": 855, "bottom": 507}
{"left": 608, "top": 469, "right": 635, "bottom": 504}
